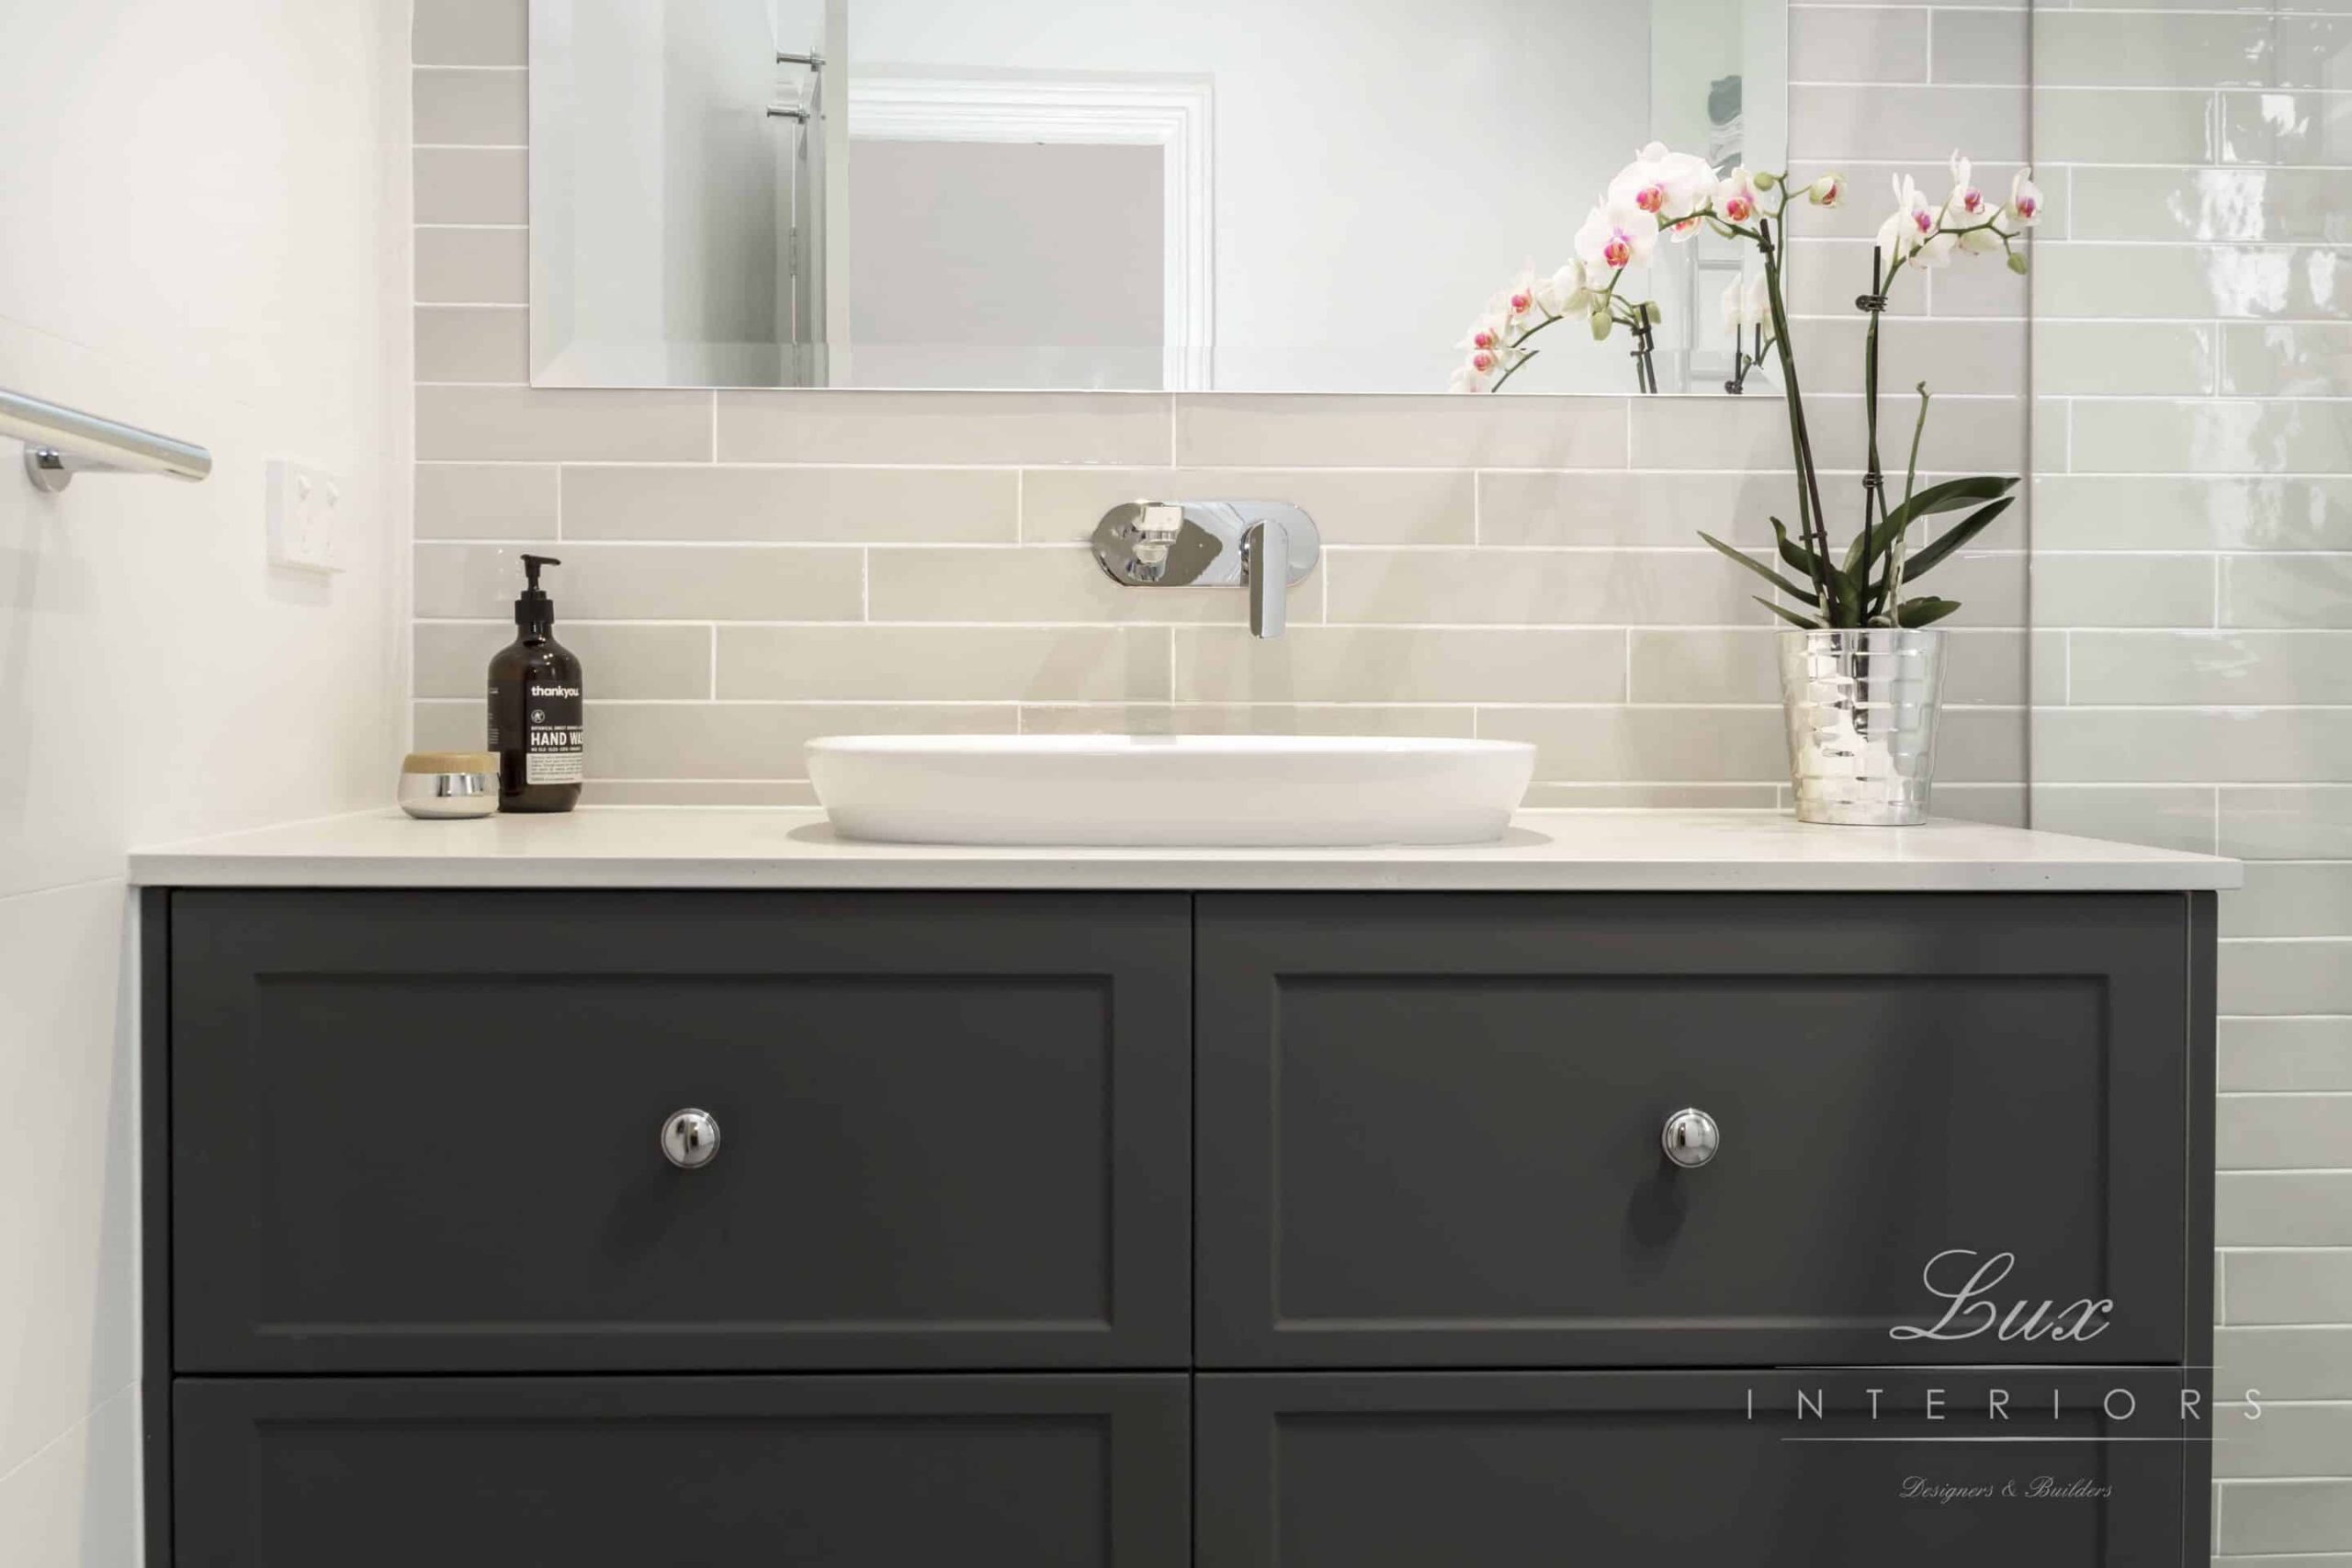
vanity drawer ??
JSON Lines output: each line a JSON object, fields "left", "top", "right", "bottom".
{"left": 1196, "top": 893, "right": 2194, "bottom": 1369}
{"left": 1194, "top": 1371, "right": 2193, "bottom": 1568}
{"left": 168, "top": 890, "right": 1190, "bottom": 1372}
{"left": 175, "top": 1374, "right": 1188, "bottom": 1568}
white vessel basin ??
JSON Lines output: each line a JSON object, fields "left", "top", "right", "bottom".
{"left": 806, "top": 735, "right": 1536, "bottom": 847}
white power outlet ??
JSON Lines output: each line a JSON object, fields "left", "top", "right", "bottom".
{"left": 266, "top": 459, "right": 348, "bottom": 574}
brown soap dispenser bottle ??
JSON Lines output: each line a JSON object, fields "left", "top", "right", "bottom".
{"left": 488, "top": 554, "right": 584, "bottom": 813}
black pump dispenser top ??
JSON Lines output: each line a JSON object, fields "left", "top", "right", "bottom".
{"left": 516, "top": 554, "right": 560, "bottom": 631}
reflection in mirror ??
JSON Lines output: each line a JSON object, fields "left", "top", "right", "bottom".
{"left": 529, "top": 0, "right": 1786, "bottom": 395}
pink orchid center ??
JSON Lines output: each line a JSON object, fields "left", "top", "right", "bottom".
{"left": 1960, "top": 188, "right": 1984, "bottom": 214}
{"left": 1510, "top": 291, "right": 1533, "bottom": 313}
{"left": 1911, "top": 208, "right": 1935, "bottom": 235}
{"left": 1633, "top": 184, "right": 1665, "bottom": 213}
{"left": 2017, "top": 195, "right": 2039, "bottom": 218}
{"left": 1601, "top": 232, "right": 1634, "bottom": 268}
{"left": 1724, "top": 194, "right": 1753, "bottom": 221}
{"left": 1473, "top": 329, "right": 1498, "bottom": 350}
{"left": 1471, "top": 350, "right": 1497, "bottom": 373}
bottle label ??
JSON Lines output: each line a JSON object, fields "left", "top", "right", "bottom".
{"left": 524, "top": 682, "right": 585, "bottom": 784}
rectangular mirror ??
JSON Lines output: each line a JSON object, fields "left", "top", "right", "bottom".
{"left": 528, "top": 0, "right": 1786, "bottom": 395}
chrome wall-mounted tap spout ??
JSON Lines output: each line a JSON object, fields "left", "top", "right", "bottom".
{"left": 1091, "top": 500, "right": 1319, "bottom": 639}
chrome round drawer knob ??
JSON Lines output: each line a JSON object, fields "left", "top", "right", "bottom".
{"left": 660, "top": 1108, "right": 721, "bottom": 1169}
{"left": 1661, "top": 1107, "right": 1720, "bottom": 1169}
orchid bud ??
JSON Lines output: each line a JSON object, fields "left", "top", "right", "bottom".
{"left": 1589, "top": 311, "right": 1613, "bottom": 342}
{"left": 1806, "top": 174, "right": 1844, "bottom": 208}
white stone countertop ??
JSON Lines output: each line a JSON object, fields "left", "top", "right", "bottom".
{"left": 129, "top": 808, "right": 2242, "bottom": 893}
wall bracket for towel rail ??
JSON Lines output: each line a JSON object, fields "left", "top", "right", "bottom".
{"left": 1, "top": 387, "right": 212, "bottom": 492}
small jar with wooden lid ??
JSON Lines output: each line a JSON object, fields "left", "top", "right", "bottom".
{"left": 397, "top": 751, "right": 499, "bottom": 819}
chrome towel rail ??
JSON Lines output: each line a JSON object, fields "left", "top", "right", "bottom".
{"left": 0, "top": 387, "right": 212, "bottom": 492}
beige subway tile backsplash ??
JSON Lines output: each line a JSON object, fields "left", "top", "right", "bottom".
{"left": 718, "top": 390, "right": 1169, "bottom": 466}
{"left": 1174, "top": 395, "right": 1627, "bottom": 470}
{"left": 413, "top": 0, "right": 525, "bottom": 67}
{"left": 2034, "top": 557, "right": 2218, "bottom": 628}
{"left": 2070, "top": 631, "right": 2352, "bottom": 705}
{"left": 415, "top": 306, "right": 528, "bottom": 384}
{"left": 414, "top": 463, "right": 557, "bottom": 540}
{"left": 1325, "top": 548, "right": 1766, "bottom": 628}
{"left": 413, "top": 623, "right": 711, "bottom": 700}
{"left": 413, "top": 68, "right": 527, "bottom": 146}
{"left": 415, "top": 542, "right": 862, "bottom": 622}
{"left": 1790, "top": 8, "right": 1928, "bottom": 84}
{"left": 418, "top": 386, "right": 712, "bottom": 463}
{"left": 2227, "top": 553, "right": 2352, "bottom": 627}
{"left": 1477, "top": 470, "right": 1794, "bottom": 548}
{"left": 414, "top": 226, "right": 527, "bottom": 305}
{"left": 562, "top": 466, "right": 1018, "bottom": 544}
{"left": 1929, "top": 9, "right": 2028, "bottom": 86}
{"left": 413, "top": 147, "right": 526, "bottom": 225}
{"left": 581, "top": 702, "right": 1016, "bottom": 780}
{"left": 869, "top": 547, "right": 1274, "bottom": 626}
{"left": 2222, "top": 1173, "right": 2352, "bottom": 1246}
{"left": 1021, "top": 467, "right": 1476, "bottom": 546}
{"left": 719, "top": 626, "right": 1172, "bottom": 703}
{"left": 2222, "top": 1018, "right": 2352, "bottom": 1093}
{"left": 1174, "top": 626, "right": 1625, "bottom": 705}
{"left": 1476, "top": 705, "right": 1788, "bottom": 784}
{"left": 1789, "top": 84, "right": 2026, "bottom": 162}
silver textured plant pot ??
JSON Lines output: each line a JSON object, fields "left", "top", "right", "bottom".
{"left": 1777, "top": 628, "right": 1947, "bottom": 826}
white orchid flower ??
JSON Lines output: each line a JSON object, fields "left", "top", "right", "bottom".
{"left": 1451, "top": 338, "right": 1525, "bottom": 393}
{"left": 1500, "top": 265, "right": 1546, "bottom": 330}
{"left": 1720, "top": 270, "right": 1771, "bottom": 331}
{"left": 1456, "top": 310, "right": 1512, "bottom": 357}
{"left": 1576, "top": 200, "right": 1659, "bottom": 275}
{"left": 1805, "top": 173, "right": 1844, "bottom": 208}
{"left": 1874, "top": 174, "right": 1953, "bottom": 270}
{"left": 1714, "top": 168, "right": 1760, "bottom": 225}
{"left": 1534, "top": 260, "right": 1593, "bottom": 317}
{"left": 1943, "top": 152, "right": 1991, "bottom": 224}
{"left": 1608, "top": 141, "right": 1716, "bottom": 223}
{"left": 2004, "top": 167, "right": 2044, "bottom": 229}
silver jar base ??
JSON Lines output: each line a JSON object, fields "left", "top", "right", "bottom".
{"left": 1777, "top": 628, "right": 1946, "bottom": 828}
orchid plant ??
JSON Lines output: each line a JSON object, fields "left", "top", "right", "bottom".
{"left": 1453, "top": 146, "right": 2044, "bottom": 631}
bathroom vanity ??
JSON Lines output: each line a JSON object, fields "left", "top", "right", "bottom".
{"left": 132, "top": 810, "right": 2234, "bottom": 1566}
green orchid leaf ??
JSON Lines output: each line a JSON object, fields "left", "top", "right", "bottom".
{"left": 1701, "top": 531, "right": 1814, "bottom": 603}
{"left": 1856, "top": 475, "right": 2018, "bottom": 572}
{"left": 1901, "top": 495, "right": 2014, "bottom": 581}
{"left": 1894, "top": 595, "right": 1962, "bottom": 627}
{"left": 1770, "top": 517, "right": 1826, "bottom": 579}
{"left": 1756, "top": 595, "right": 1822, "bottom": 630}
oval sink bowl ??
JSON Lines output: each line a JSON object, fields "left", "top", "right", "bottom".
{"left": 807, "top": 735, "right": 1536, "bottom": 847}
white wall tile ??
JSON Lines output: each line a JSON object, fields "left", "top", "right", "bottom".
{"left": 2035, "top": 558, "right": 2219, "bottom": 629}
{"left": 2069, "top": 632, "right": 2352, "bottom": 705}
{"left": 2224, "top": 786, "right": 2352, "bottom": 859}
{"left": 2220, "top": 1092, "right": 2352, "bottom": 1168}
{"left": 2227, "top": 556, "right": 2352, "bottom": 628}
{"left": 1324, "top": 548, "right": 1769, "bottom": 627}
{"left": 2035, "top": 476, "right": 2352, "bottom": 552}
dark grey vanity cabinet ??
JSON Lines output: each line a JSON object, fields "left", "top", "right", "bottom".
{"left": 144, "top": 887, "right": 2216, "bottom": 1566}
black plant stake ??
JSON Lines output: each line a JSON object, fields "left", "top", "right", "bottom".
{"left": 1629, "top": 319, "right": 1658, "bottom": 394}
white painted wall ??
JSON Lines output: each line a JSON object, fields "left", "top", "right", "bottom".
{"left": 0, "top": 1, "right": 411, "bottom": 1557}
